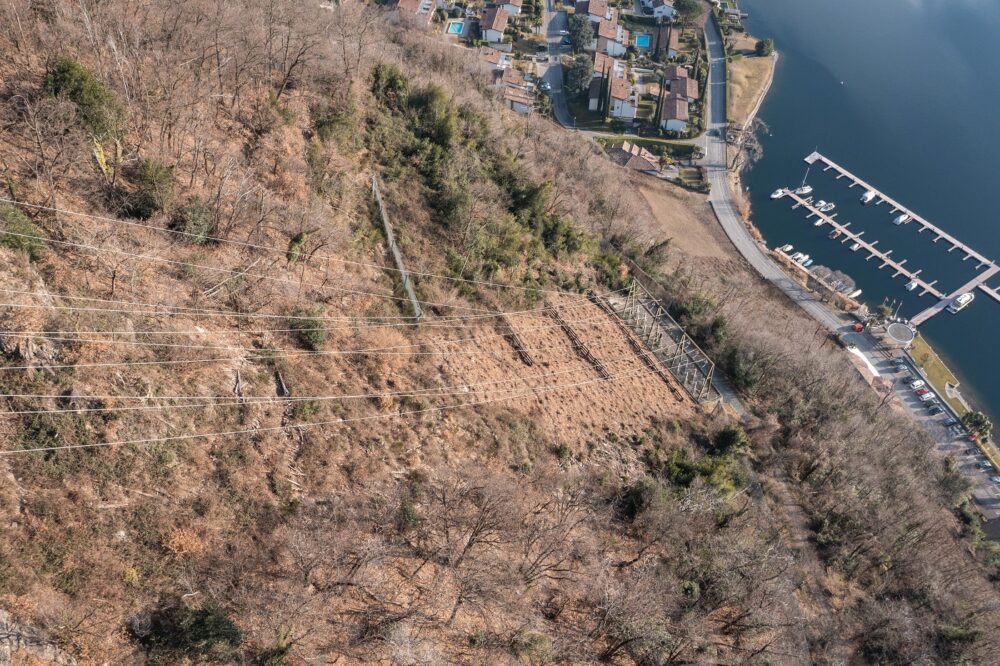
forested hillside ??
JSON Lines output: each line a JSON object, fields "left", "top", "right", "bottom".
{"left": 0, "top": 1, "right": 998, "bottom": 664}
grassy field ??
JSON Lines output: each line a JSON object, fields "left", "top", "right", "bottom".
{"left": 910, "top": 333, "right": 967, "bottom": 416}
{"left": 728, "top": 54, "right": 773, "bottom": 126}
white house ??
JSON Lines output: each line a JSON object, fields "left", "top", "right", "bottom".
{"left": 597, "top": 19, "right": 629, "bottom": 57}
{"left": 651, "top": 0, "right": 674, "bottom": 20}
{"left": 609, "top": 77, "right": 636, "bottom": 120}
{"left": 660, "top": 92, "right": 688, "bottom": 131}
{"left": 501, "top": 0, "right": 522, "bottom": 16}
{"left": 592, "top": 52, "right": 625, "bottom": 79}
{"left": 480, "top": 6, "right": 509, "bottom": 44}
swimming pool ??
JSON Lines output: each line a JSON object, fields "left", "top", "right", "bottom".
{"left": 446, "top": 20, "right": 464, "bottom": 35}
{"left": 635, "top": 33, "right": 651, "bottom": 48}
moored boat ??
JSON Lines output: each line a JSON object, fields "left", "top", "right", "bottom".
{"left": 813, "top": 218, "right": 826, "bottom": 227}
{"left": 905, "top": 280, "right": 919, "bottom": 292}
{"left": 771, "top": 188, "right": 786, "bottom": 200}
{"left": 947, "top": 292, "right": 974, "bottom": 314}
{"left": 848, "top": 289, "right": 863, "bottom": 298}
{"left": 803, "top": 258, "right": 814, "bottom": 267}
{"left": 860, "top": 190, "right": 876, "bottom": 204}
{"left": 829, "top": 229, "right": 841, "bottom": 239}
{"left": 850, "top": 242, "right": 861, "bottom": 251}
{"left": 796, "top": 254, "right": 810, "bottom": 265}
{"left": 779, "top": 244, "right": 793, "bottom": 253}
{"left": 820, "top": 202, "right": 836, "bottom": 213}
{"left": 893, "top": 213, "right": 910, "bottom": 225}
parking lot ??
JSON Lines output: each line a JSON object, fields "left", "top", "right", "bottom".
{"left": 880, "top": 355, "right": 1000, "bottom": 520}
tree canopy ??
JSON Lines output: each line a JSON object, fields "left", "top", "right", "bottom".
{"left": 755, "top": 38, "right": 775, "bottom": 56}
{"left": 674, "top": 0, "right": 703, "bottom": 23}
{"left": 564, "top": 54, "right": 594, "bottom": 98}
{"left": 567, "top": 13, "right": 593, "bottom": 53}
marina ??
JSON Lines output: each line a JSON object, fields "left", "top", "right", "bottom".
{"left": 775, "top": 152, "right": 1000, "bottom": 325}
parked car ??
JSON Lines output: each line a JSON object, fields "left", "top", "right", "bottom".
{"left": 539, "top": 81, "right": 551, "bottom": 92}
{"left": 919, "top": 392, "right": 936, "bottom": 402}
{"left": 893, "top": 358, "right": 908, "bottom": 367}
{"left": 944, "top": 418, "right": 959, "bottom": 427}
{"left": 977, "top": 460, "right": 993, "bottom": 470}
{"left": 915, "top": 387, "right": 930, "bottom": 396}
{"left": 928, "top": 406, "right": 944, "bottom": 415}
{"left": 990, "top": 476, "right": 1000, "bottom": 484}
{"left": 909, "top": 379, "right": 925, "bottom": 389}
{"left": 561, "top": 36, "right": 571, "bottom": 45}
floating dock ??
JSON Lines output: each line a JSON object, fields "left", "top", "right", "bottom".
{"left": 784, "top": 191, "right": 944, "bottom": 298}
{"left": 795, "top": 152, "right": 1000, "bottom": 325}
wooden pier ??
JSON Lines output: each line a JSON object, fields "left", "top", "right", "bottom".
{"left": 784, "top": 191, "right": 944, "bottom": 299}
{"left": 797, "top": 152, "right": 1000, "bottom": 324}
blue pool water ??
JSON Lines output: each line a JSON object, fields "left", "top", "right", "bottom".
{"left": 635, "top": 33, "right": 651, "bottom": 47}
{"left": 446, "top": 21, "right": 464, "bottom": 35}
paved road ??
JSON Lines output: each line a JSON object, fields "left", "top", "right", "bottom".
{"left": 700, "top": 17, "right": 1000, "bottom": 521}
{"left": 541, "top": 1, "right": 573, "bottom": 127}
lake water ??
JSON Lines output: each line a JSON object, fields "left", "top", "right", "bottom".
{"left": 741, "top": 0, "right": 1000, "bottom": 423}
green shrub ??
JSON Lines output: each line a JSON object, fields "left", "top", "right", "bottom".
{"left": 0, "top": 204, "right": 45, "bottom": 261}
{"left": 168, "top": 198, "right": 215, "bottom": 244}
{"left": 124, "top": 159, "right": 174, "bottom": 219}
{"left": 132, "top": 601, "right": 242, "bottom": 656}
{"left": 288, "top": 309, "right": 326, "bottom": 351}
{"left": 43, "top": 55, "right": 124, "bottom": 138}
{"left": 371, "top": 63, "right": 409, "bottom": 112}
{"left": 509, "top": 630, "right": 552, "bottom": 660}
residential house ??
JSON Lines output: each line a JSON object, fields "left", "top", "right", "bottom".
{"left": 659, "top": 92, "right": 688, "bottom": 131}
{"left": 498, "top": 66, "right": 532, "bottom": 90}
{"left": 609, "top": 77, "right": 636, "bottom": 120}
{"left": 480, "top": 7, "right": 509, "bottom": 44}
{"left": 653, "top": 25, "right": 679, "bottom": 59}
{"left": 502, "top": 86, "right": 534, "bottom": 114}
{"left": 606, "top": 141, "right": 660, "bottom": 172}
{"left": 576, "top": 0, "right": 614, "bottom": 23}
{"left": 650, "top": 0, "right": 674, "bottom": 20}
{"left": 664, "top": 65, "right": 697, "bottom": 103}
{"left": 670, "top": 74, "right": 698, "bottom": 103}
{"left": 478, "top": 46, "right": 511, "bottom": 71}
{"left": 501, "top": 0, "right": 522, "bottom": 16}
{"left": 596, "top": 19, "right": 629, "bottom": 57}
{"left": 392, "top": 0, "right": 435, "bottom": 26}
{"left": 592, "top": 52, "right": 625, "bottom": 80}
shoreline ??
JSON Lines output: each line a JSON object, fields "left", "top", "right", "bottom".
{"left": 724, "top": 33, "right": 1000, "bottom": 474}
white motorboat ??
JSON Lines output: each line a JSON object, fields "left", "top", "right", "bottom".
{"left": 813, "top": 218, "right": 826, "bottom": 227}
{"left": 815, "top": 200, "right": 828, "bottom": 209}
{"left": 848, "top": 289, "right": 863, "bottom": 298}
{"left": 850, "top": 242, "right": 861, "bottom": 251}
{"left": 947, "top": 292, "right": 974, "bottom": 314}
{"left": 779, "top": 244, "right": 793, "bottom": 253}
{"left": 893, "top": 213, "right": 910, "bottom": 225}
{"left": 796, "top": 254, "right": 810, "bottom": 265}
{"left": 829, "top": 230, "right": 841, "bottom": 239}
{"left": 860, "top": 190, "right": 877, "bottom": 204}
{"left": 790, "top": 252, "right": 804, "bottom": 262}
{"left": 820, "top": 202, "right": 836, "bottom": 213}
{"left": 771, "top": 189, "right": 786, "bottom": 200}
{"left": 905, "top": 280, "right": 919, "bottom": 292}
{"left": 803, "top": 258, "right": 814, "bottom": 268}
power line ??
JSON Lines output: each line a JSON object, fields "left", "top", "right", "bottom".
{"left": 0, "top": 227, "right": 499, "bottom": 314}
{"left": 0, "top": 350, "right": 652, "bottom": 416}
{"left": 0, "top": 285, "right": 622, "bottom": 324}
{"left": 1, "top": 367, "right": 651, "bottom": 455}
{"left": 0, "top": 317, "right": 646, "bottom": 372}
{"left": 0, "top": 197, "right": 600, "bottom": 298}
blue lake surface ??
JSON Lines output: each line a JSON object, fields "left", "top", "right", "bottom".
{"left": 741, "top": 0, "right": 1000, "bottom": 423}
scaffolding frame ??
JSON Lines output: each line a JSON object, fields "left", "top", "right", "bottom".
{"left": 617, "top": 279, "right": 718, "bottom": 403}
